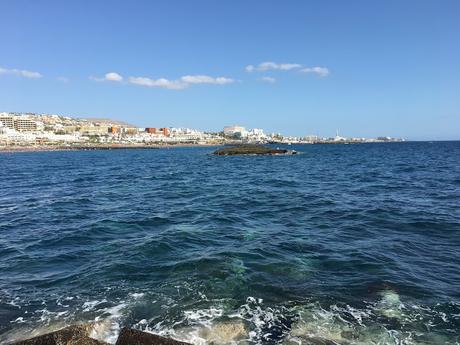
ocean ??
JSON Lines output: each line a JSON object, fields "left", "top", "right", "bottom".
{"left": 0, "top": 142, "right": 459, "bottom": 344}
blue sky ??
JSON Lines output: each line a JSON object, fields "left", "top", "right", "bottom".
{"left": 0, "top": 0, "right": 459, "bottom": 139}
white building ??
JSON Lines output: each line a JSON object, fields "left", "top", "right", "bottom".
{"left": 0, "top": 114, "right": 41, "bottom": 132}
{"left": 247, "top": 128, "right": 266, "bottom": 141}
{"left": 304, "top": 135, "right": 320, "bottom": 143}
{"left": 0, "top": 115, "right": 14, "bottom": 129}
{"left": 223, "top": 125, "right": 247, "bottom": 137}
{"left": 333, "top": 130, "right": 347, "bottom": 142}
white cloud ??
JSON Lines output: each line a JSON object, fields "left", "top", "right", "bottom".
{"left": 0, "top": 67, "right": 42, "bottom": 78}
{"left": 57, "top": 76, "right": 69, "bottom": 83}
{"left": 180, "top": 75, "right": 234, "bottom": 85}
{"left": 245, "top": 62, "right": 330, "bottom": 77}
{"left": 279, "top": 63, "right": 303, "bottom": 70}
{"left": 245, "top": 61, "right": 302, "bottom": 72}
{"left": 129, "top": 74, "right": 235, "bottom": 90}
{"left": 128, "top": 77, "right": 187, "bottom": 90}
{"left": 90, "top": 72, "right": 123, "bottom": 82}
{"left": 300, "top": 66, "right": 330, "bottom": 77}
{"left": 259, "top": 76, "right": 276, "bottom": 83}
{"left": 91, "top": 71, "right": 235, "bottom": 90}
{"left": 105, "top": 72, "right": 123, "bottom": 82}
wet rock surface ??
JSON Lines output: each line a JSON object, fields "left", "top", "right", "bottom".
{"left": 8, "top": 325, "right": 109, "bottom": 345}
{"left": 198, "top": 320, "right": 246, "bottom": 344}
{"left": 115, "top": 328, "right": 191, "bottom": 345}
{"left": 8, "top": 326, "right": 190, "bottom": 345}
{"left": 213, "top": 145, "right": 294, "bottom": 155}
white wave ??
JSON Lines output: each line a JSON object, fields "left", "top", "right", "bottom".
{"left": 375, "top": 290, "right": 405, "bottom": 319}
{"left": 82, "top": 299, "right": 108, "bottom": 312}
{"left": 183, "top": 307, "right": 224, "bottom": 323}
{"left": 288, "top": 304, "right": 354, "bottom": 344}
{"left": 130, "top": 292, "right": 145, "bottom": 299}
{"left": 7, "top": 297, "right": 23, "bottom": 308}
{"left": 91, "top": 301, "right": 129, "bottom": 343}
{"left": 3, "top": 290, "right": 457, "bottom": 345}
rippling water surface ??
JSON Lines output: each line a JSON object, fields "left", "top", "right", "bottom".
{"left": 1, "top": 142, "right": 459, "bottom": 344}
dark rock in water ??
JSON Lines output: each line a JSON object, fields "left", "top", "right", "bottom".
{"left": 214, "top": 144, "right": 294, "bottom": 155}
{"left": 115, "top": 328, "right": 191, "bottom": 345}
{"left": 8, "top": 326, "right": 189, "bottom": 345}
{"left": 8, "top": 325, "right": 108, "bottom": 345}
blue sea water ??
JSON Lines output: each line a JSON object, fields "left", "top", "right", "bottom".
{"left": 0, "top": 142, "right": 459, "bottom": 344}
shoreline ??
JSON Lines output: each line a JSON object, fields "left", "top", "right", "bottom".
{"left": 0, "top": 141, "right": 409, "bottom": 153}
{"left": 0, "top": 143, "right": 222, "bottom": 153}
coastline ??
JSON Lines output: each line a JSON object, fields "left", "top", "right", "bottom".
{"left": 0, "top": 143, "right": 222, "bottom": 153}
{"left": 0, "top": 141, "right": 409, "bottom": 153}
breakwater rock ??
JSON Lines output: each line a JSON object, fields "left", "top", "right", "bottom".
{"left": 8, "top": 326, "right": 191, "bottom": 345}
{"left": 213, "top": 145, "right": 296, "bottom": 155}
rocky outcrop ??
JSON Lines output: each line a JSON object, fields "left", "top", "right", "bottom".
{"left": 213, "top": 145, "right": 296, "bottom": 156}
{"left": 115, "top": 328, "right": 191, "bottom": 345}
{"left": 8, "top": 326, "right": 190, "bottom": 345}
{"left": 8, "top": 325, "right": 109, "bottom": 345}
{"left": 198, "top": 320, "right": 246, "bottom": 344}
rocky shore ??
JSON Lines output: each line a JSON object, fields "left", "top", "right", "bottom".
{"left": 7, "top": 323, "right": 343, "bottom": 345}
{"left": 213, "top": 144, "right": 297, "bottom": 156}
{"left": 8, "top": 325, "right": 191, "bottom": 345}
{"left": 0, "top": 143, "right": 220, "bottom": 153}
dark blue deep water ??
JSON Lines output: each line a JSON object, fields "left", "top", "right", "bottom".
{"left": 1, "top": 142, "right": 459, "bottom": 344}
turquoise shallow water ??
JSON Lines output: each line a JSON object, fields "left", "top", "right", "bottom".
{"left": 0, "top": 142, "right": 459, "bottom": 344}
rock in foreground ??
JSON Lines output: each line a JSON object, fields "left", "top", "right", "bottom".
{"left": 8, "top": 325, "right": 108, "bottom": 345}
{"left": 214, "top": 145, "right": 295, "bottom": 156}
{"left": 8, "top": 326, "right": 190, "bottom": 345}
{"left": 115, "top": 328, "right": 191, "bottom": 345}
